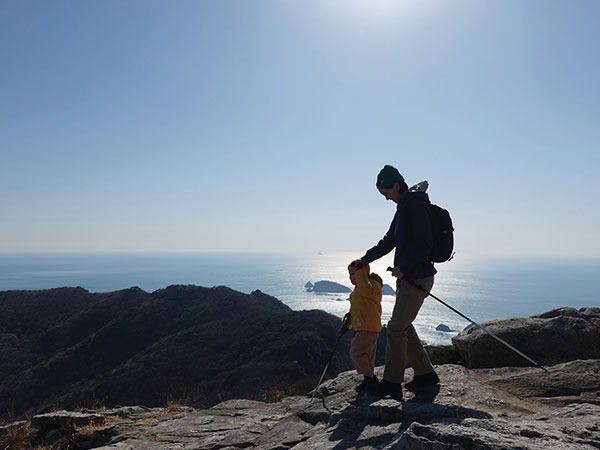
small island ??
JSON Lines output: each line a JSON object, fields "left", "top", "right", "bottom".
{"left": 305, "top": 280, "right": 351, "bottom": 293}
{"left": 382, "top": 284, "right": 395, "bottom": 295}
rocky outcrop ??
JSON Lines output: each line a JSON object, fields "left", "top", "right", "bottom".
{"left": 4, "top": 360, "right": 600, "bottom": 449}
{"left": 452, "top": 307, "right": 600, "bottom": 368}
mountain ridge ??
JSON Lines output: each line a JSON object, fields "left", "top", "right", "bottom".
{"left": 0, "top": 285, "right": 385, "bottom": 420}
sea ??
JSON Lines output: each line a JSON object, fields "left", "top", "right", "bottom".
{"left": 1, "top": 252, "right": 599, "bottom": 345}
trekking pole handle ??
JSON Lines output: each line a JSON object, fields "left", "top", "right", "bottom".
{"left": 385, "top": 267, "right": 548, "bottom": 372}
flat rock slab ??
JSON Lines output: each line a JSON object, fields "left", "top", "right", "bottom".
{"left": 395, "top": 403, "right": 600, "bottom": 450}
{"left": 87, "top": 361, "right": 600, "bottom": 449}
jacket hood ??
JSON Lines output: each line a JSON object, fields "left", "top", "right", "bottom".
{"left": 400, "top": 191, "right": 430, "bottom": 207}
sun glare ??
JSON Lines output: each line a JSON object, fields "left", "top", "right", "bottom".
{"left": 327, "top": 0, "right": 429, "bottom": 30}
{"left": 349, "top": 0, "right": 422, "bottom": 16}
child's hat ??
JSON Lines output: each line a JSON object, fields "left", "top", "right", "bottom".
{"left": 348, "top": 259, "right": 370, "bottom": 275}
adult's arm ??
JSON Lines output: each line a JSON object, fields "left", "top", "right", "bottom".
{"left": 360, "top": 213, "right": 397, "bottom": 264}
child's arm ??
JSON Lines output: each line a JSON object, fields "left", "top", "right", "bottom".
{"left": 354, "top": 270, "right": 383, "bottom": 305}
{"left": 354, "top": 268, "right": 376, "bottom": 296}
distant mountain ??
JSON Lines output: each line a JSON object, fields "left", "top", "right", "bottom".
{"left": 0, "top": 285, "right": 385, "bottom": 420}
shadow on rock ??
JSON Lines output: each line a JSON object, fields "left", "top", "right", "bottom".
{"left": 328, "top": 394, "right": 396, "bottom": 450}
{"left": 327, "top": 393, "right": 493, "bottom": 450}
{"left": 407, "top": 384, "right": 441, "bottom": 403}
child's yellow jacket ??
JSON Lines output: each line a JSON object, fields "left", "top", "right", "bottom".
{"left": 349, "top": 268, "right": 383, "bottom": 333}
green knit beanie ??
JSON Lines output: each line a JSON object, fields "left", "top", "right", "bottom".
{"left": 376, "top": 165, "right": 404, "bottom": 189}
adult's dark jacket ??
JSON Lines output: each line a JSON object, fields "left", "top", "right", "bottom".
{"left": 361, "top": 191, "right": 437, "bottom": 280}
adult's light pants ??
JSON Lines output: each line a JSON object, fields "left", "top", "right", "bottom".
{"left": 384, "top": 276, "right": 435, "bottom": 384}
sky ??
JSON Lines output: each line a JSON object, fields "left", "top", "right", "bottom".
{"left": 1, "top": 0, "right": 599, "bottom": 258}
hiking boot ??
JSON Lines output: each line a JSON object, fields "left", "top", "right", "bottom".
{"left": 356, "top": 375, "right": 378, "bottom": 391}
{"left": 404, "top": 371, "right": 440, "bottom": 391}
{"left": 365, "top": 378, "right": 403, "bottom": 400}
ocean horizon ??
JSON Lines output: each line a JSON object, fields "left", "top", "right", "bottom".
{"left": 1, "top": 251, "right": 599, "bottom": 345}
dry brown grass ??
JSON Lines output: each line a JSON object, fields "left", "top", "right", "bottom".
{"left": 165, "top": 401, "right": 182, "bottom": 412}
{"left": 135, "top": 416, "right": 160, "bottom": 426}
{"left": 73, "top": 422, "right": 101, "bottom": 438}
{"left": 261, "top": 388, "right": 286, "bottom": 403}
{"left": 133, "top": 403, "right": 196, "bottom": 427}
{"left": 0, "top": 421, "right": 53, "bottom": 450}
{"left": 0, "top": 404, "right": 199, "bottom": 449}
{"left": 0, "top": 423, "right": 31, "bottom": 448}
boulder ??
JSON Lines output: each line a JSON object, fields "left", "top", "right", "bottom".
{"left": 426, "top": 344, "right": 460, "bottom": 365}
{"left": 452, "top": 307, "right": 600, "bottom": 368}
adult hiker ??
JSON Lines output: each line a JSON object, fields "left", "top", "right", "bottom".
{"left": 354, "top": 164, "right": 440, "bottom": 400}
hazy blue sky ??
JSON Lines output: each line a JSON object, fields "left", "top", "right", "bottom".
{"left": 1, "top": 0, "right": 599, "bottom": 258}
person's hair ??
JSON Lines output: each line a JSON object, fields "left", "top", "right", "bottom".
{"left": 385, "top": 180, "right": 408, "bottom": 192}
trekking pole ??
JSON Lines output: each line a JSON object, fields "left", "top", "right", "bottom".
{"left": 386, "top": 267, "right": 547, "bottom": 372}
{"left": 310, "top": 330, "right": 345, "bottom": 401}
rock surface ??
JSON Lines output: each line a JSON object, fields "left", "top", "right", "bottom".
{"left": 4, "top": 360, "right": 599, "bottom": 449}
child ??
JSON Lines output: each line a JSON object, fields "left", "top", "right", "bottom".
{"left": 344, "top": 259, "right": 383, "bottom": 390}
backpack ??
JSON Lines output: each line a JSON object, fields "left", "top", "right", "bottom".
{"left": 429, "top": 203, "right": 454, "bottom": 263}
{"left": 409, "top": 182, "right": 455, "bottom": 263}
